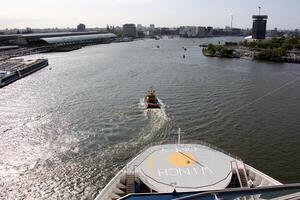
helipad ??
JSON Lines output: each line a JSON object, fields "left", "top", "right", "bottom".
{"left": 132, "top": 144, "right": 235, "bottom": 192}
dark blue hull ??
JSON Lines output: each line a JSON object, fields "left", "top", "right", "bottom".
{"left": 0, "top": 59, "right": 48, "bottom": 88}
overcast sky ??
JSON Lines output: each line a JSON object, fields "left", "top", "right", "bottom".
{"left": 0, "top": 0, "right": 299, "bottom": 30}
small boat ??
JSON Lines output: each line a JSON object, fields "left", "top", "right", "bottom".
{"left": 144, "top": 88, "right": 160, "bottom": 109}
{"left": 156, "top": 45, "right": 160, "bottom": 48}
{"left": 199, "top": 43, "right": 208, "bottom": 47}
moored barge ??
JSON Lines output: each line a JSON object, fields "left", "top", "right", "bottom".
{"left": 0, "top": 58, "right": 48, "bottom": 88}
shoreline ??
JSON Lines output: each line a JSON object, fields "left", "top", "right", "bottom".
{"left": 202, "top": 44, "right": 300, "bottom": 64}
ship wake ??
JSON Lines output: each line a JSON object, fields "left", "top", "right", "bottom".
{"left": 135, "top": 98, "right": 173, "bottom": 143}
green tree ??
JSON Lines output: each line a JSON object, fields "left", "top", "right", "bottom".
{"left": 206, "top": 44, "right": 216, "bottom": 54}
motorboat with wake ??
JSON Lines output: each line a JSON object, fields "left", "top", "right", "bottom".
{"left": 95, "top": 129, "right": 300, "bottom": 200}
{"left": 144, "top": 88, "right": 160, "bottom": 109}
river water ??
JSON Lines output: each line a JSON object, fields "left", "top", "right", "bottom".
{"left": 0, "top": 37, "right": 299, "bottom": 199}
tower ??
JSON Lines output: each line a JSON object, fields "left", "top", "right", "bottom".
{"left": 252, "top": 6, "right": 268, "bottom": 39}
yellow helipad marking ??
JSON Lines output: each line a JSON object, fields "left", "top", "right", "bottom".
{"left": 168, "top": 152, "right": 196, "bottom": 167}
{"left": 147, "top": 156, "right": 155, "bottom": 171}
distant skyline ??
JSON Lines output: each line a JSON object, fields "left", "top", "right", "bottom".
{"left": 1, "top": 0, "right": 299, "bottom": 30}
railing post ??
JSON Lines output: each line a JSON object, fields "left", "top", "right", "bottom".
{"left": 231, "top": 160, "right": 243, "bottom": 188}
{"left": 133, "top": 164, "right": 138, "bottom": 177}
{"left": 171, "top": 182, "right": 177, "bottom": 192}
{"left": 242, "top": 162, "right": 250, "bottom": 187}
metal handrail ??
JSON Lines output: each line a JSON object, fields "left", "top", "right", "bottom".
{"left": 95, "top": 156, "right": 140, "bottom": 199}
{"left": 174, "top": 184, "right": 300, "bottom": 200}
{"left": 129, "top": 138, "right": 242, "bottom": 162}
{"left": 231, "top": 160, "right": 243, "bottom": 188}
{"left": 242, "top": 162, "right": 250, "bottom": 187}
{"left": 94, "top": 167, "right": 126, "bottom": 200}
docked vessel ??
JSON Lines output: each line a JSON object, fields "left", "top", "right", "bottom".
{"left": 144, "top": 88, "right": 160, "bottom": 109}
{"left": 95, "top": 129, "right": 300, "bottom": 200}
{"left": 0, "top": 58, "right": 48, "bottom": 88}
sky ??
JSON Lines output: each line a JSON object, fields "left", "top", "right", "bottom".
{"left": 0, "top": 0, "right": 299, "bottom": 30}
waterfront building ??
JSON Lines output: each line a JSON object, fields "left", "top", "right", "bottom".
{"left": 197, "top": 27, "right": 207, "bottom": 37}
{"left": 189, "top": 26, "right": 198, "bottom": 37}
{"left": 212, "top": 28, "right": 225, "bottom": 36}
{"left": 179, "top": 26, "right": 185, "bottom": 37}
{"left": 39, "top": 33, "right": 116, "bottom": 46}
{"left": 207, "top": 26, "right": 213, "bottom": 37}
{"left": 160, "top": 28, "right": 172, "bottom": 35}
{"left": 149, "top": 24, "right": 155, "bottom": 29}
{"left": 223, "top": 27, "right": 242, "bottom": 36}
{"left": 122, "top": 24, "right": 136, "bottom": 38}
{"left": 179, "top": 26, "right": 198, "bottom": 37}
{"left": 23, "top": 27, "right": 33, "bottom": 34}
{"left": 153, "top": 28, "right": 161, "bottom": 36}
{"left": 252, "top": 15, "right": 268, "bottom": 39}
{"left": 148, "top": 24, "right": 155, "bottom": 36}
{"left": 136, "top": 24, "right": 147, "bottom": 37}
{"left": 179, "top": 26, "right": 214, "bottom": 38}
{"left": 269, "top": 28, "right": 278, "bottom": 37}
{"left": 77, "top": 23, "right": 86, "bottom": 32}
{"left": 0, "top": 31, "right": 113, "bottom": 46}
{"left": 137, "top": 24, "right": 144, "bottom": 31}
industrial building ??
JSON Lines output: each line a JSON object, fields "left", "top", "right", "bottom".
{"left": 252, "top": 15, "right": 268, "bottom": 39}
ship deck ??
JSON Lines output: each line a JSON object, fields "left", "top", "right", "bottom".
{"left": 128, "top": 144, "right": 237, "bottom": 193}
{"left": 96, "top": 142, "right": 283, "bottom": 200}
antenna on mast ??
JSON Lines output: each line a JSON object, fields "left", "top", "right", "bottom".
{"left": 258, "top": 6, "right": 261, "bottom": 15}
{"left": 178, "top": 128, "right": 181, "bottom": 144}
{"left": 230, "top": 14, "right": 234, "bottom": 29}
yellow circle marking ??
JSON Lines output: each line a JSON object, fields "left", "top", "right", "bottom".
{"left": 147, "top": 156, "right": 155, "bottom": 171}
{"left": 168, "top": 152, "right": 196, "bottom": 167}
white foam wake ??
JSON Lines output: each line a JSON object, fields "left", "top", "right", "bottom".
{"left": 136, "top": 98, "right": 170, "bottom": 141}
